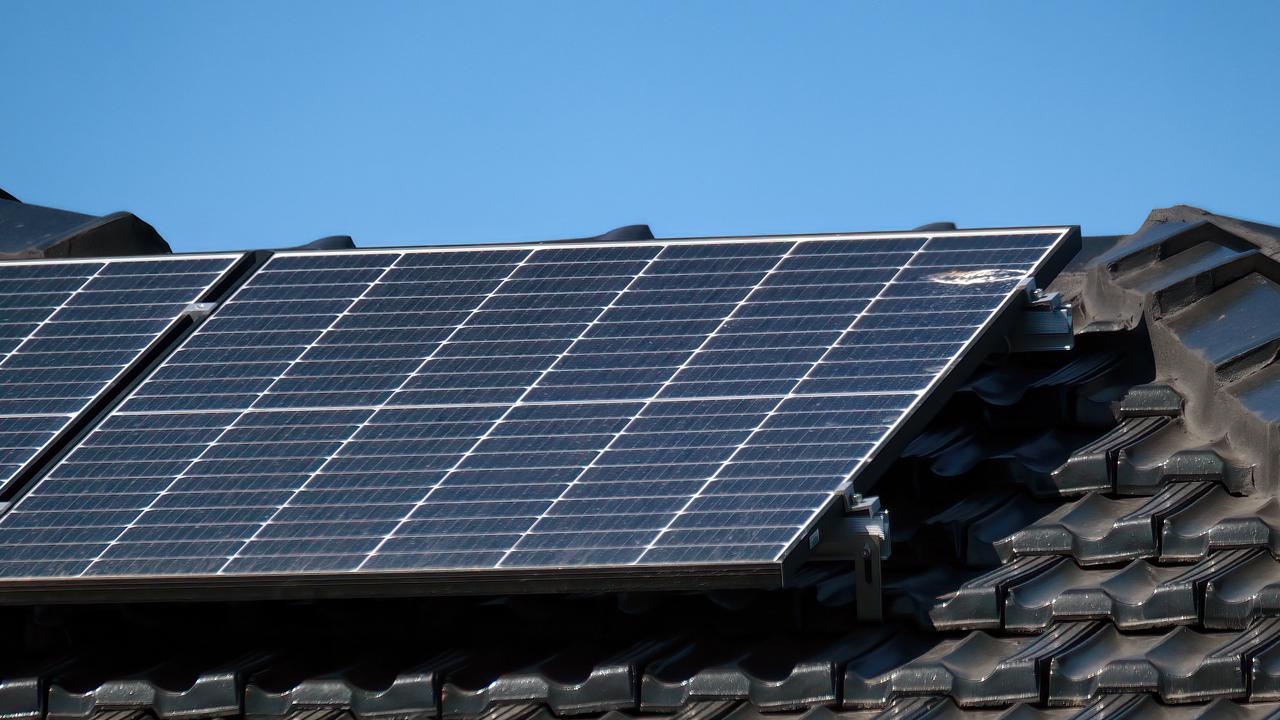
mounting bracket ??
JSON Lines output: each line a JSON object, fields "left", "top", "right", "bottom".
{"left": 807, "top": 493, "right": 889, "bottom": 621}
{"left": 1009, "top": 288, "right": 1073, "bottom": 353}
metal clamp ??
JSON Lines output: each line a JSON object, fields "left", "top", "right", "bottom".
{"left": 182, "top": 301, "right": 217, "bottom": 320}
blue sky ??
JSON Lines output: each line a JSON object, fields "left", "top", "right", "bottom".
{"left": 3, "top": 2, "right": 1277, "bottom": 252}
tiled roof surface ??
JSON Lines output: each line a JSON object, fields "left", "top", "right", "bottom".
{"left": 1, "top": 197, "right": 1279, "bottom": 718}
{"left": 0, "top": 193, "right": 170, "bottom": 259}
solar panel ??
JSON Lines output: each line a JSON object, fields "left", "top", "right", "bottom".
{"left": 0, "top": 254, "right": 243, "bottom": 498}
{"left": 0, "top": 229, "right": 1076, "bottom": 597}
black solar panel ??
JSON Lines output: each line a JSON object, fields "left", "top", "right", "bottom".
{"left": 0, "top": 229, "right": 1074, "bottom": 596}
{"left": 0, "top": 255, "right": 242, "bottom": 497}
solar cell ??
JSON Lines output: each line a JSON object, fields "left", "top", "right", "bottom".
{"left": 0, "top": 254, "right": 242, "bottom": 498}
{"left": 0, "top": 229, "right": 1075, "bottom": 595}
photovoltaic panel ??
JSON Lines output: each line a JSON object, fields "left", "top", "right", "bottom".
{"left": 0, "top": 254, "right": 242, "bottom": 497}
{"left": 0, "top": 229, "right": 1075, "bottom": 595}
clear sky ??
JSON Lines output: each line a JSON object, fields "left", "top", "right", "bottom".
{"left": 3, "top": 2, "right": 1277, "bottom": 253}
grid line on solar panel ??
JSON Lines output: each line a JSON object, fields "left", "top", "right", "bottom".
{"left": 0, "top": 254, "right": 241, "bottom": 495}
{"left": 630, "top": 236, "right": 932, "bottom": 563}
{"left": 0, "top": 229, "right": 1070, "bottom": 583}
{"left": 85, "top": 253, "right": 510, "bottom": 574}
{"left": 219, "top": 249, "right": 559, "bottom": 572}
{"left": 333, "top": 247, "right": 663, "bottom": 567}
{"left": 393, "top": 241, "right": 801, "bottom": 569}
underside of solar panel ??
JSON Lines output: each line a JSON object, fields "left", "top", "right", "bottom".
{"left": 0, "top": 226, "right": 1079, "bottom": 600}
